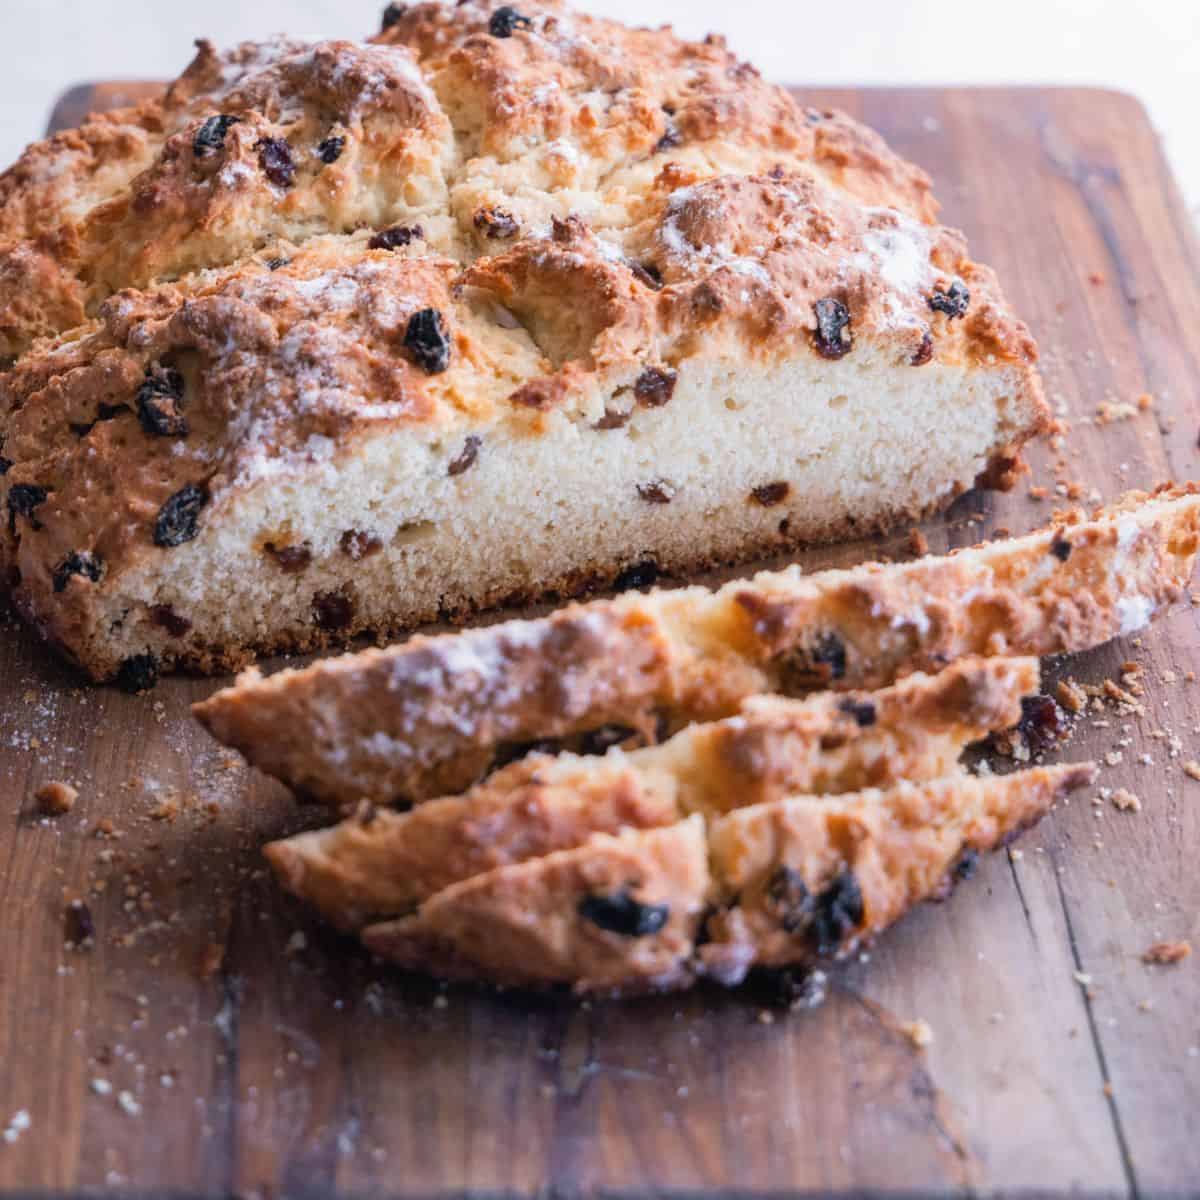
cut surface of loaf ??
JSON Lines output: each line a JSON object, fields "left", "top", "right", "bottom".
{"left": 0, "top": 1, "right": 1045, "bottom": 685}
{"left": 266, "top": 656, "right": 1039, "bottom": 929}
{"left": 360, "top": 763, "right": 1094, "bottom": 993}
{"left": 196, "top": 485, "right": 1200, "bottom": 805}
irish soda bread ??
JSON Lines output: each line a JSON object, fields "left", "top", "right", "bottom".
{"left": 195, "top": 485, "right": 1200, "bottom": 807}
{"left": 0, "top": 1, "right": 1047, "bottom": 684}
{"left": 264, "top": 655, "right": 1041, "bottom": 930}
{"left": 359, "top": 765, "right": 1094, "bottom": 993}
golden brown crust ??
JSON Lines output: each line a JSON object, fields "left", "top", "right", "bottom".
{"left": 196, "top": 486, "right": 1200, "bottom": 806}
{"left": 263, "top": 656, "right": 1039, "bottom": 929}
{"left": 361, "top": 817, "right": 710, "bottom": 992}
{"left": 0, "top": 4, "right": 1047, "bottom": 682}
{"left": 701, "top": 763, "right": 1096, "bottom": 984}
{"left": 266, "top": 769, "right": 680, "bottom": 931}
{"left": 359, "top": 765, "right": 1094, "bottom": 992}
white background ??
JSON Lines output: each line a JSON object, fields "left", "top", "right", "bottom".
{"left": 1, "top": 0, "right": 1197, "bottom": 210}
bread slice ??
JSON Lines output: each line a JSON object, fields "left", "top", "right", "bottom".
{"left": 361, "top": 816, "right": 711, "bottom": 993}
{"left": 197, "top": 485, "right": 1200, "bottom": 805}
{"left": 700, "top": 763, "right": 1095, "bottom": 985}
{"left": 361, "top": 764, "right": 1094, "bottom": 993}
{"left": 265, "top": 656, "right": 1039, "bottom": 929}
{"left": 1, "top": 2, "right": 1045, "bottom": 687}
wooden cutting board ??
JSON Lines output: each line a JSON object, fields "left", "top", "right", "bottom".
{"left": 1, "top": 84, "right": 1198, "bottom": 1199}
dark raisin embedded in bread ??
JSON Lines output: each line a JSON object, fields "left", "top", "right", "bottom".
{"left": 53, "top": 551, "right": 103, "bottom": 593}
{"left": 115, "top": 654, "right": 160, "bottom": 694}
{"left": 578, "top": 891, "right": 670, "bottom": 937}
{"left": 153, "top": 484, "right": 208, "bottom": 549}
{"left": 403, "top": 308, "right": 452, "bottom": 374}
{"left": 813, "top": 298, "right": 852, "bottom": 359}
{"left": 316, "top": 136, "right": 346, "bottom": 164}
{"left": 257, "top": 138, "right": 296, "bottom": 188}
{"left": 929, "top": 281, "right": 970, "bottom": 319}
{"left": 193, "top": 115, "right": 240, "bottom": 157}
{"left": 489, "top": 6, "right": 533, "bottom": 37}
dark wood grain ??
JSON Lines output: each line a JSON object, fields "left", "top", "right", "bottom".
{"left": 0, "top": 84, "right": 1197, "bottom": 1199}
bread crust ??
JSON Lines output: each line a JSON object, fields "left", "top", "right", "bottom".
{"left": 1, "top": 3, "right": 1046, "bottom": 682}
{"left": 361, "top": 817, "right": 710, "bottom": 993}
{"left": 264, "top": 656, "right": 1040, "bottom": 928}
{"left": 360, "top": 765, "right": 1094, "bottom": 993}
{"left": 196, "top": 486, "right": 1200, "bottom": 805}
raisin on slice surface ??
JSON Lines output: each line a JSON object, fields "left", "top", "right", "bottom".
{"left": 193, "top": 115, "right": 240, "bottom": 157}
{"left": 810, "top": 870, "right": 864, "bottom": 955}
{"left": 316, "top": 136, "right": 346, "bottom": 164}
{"left": 257, "top": 138, "right": 296, "bottom": 188}
{"left": 136, "top": 365, "right": 188, "bottom": 437}
{"left": 116, "top": 654, "right": 160, "bottom": 694}
{"left": 578, "top": 891, "right": 669, "bottom": 937}
{"left": 489, "top": 6, "right": 533, "bottom": 37}
{"left": 53, "top": 551, "right": 103, "bottom": 593}
{"left": 813, "top": 297, "right": 852, "bottom": 359}
{"left": 369, "top": 225, "right": 423, "bottom": 251}
{"left": 153, "top": 484, "right": 208, "bottom": 548}
{"left": 7, "top": 483, "right": 48, "bottom": 531}
{"left": 403, "top": 308, "right": 452, "bottom": 374}
{"left": 929, "top": 280, "right": 970, "bottom": 319}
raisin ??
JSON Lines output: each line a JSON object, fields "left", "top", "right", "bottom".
{"left": 593, "top": 405, "right": 632, "bottom": 431}
{"left": 265, "top": 543, "right": 313, "bottom": 574}
{"left": 256, "top": 137, "right": 296, "bottom": 188}
{"left": 580, "top": 725, "right": 635, "bottom": 756}
{"left": 313, "top": 590, "right": 355, "bottom": 631}
{"left": 266, "top": 257, "right": 291, "bottom": 271}
{"left": 1050, "top": 532, "right": 1072, "bottom": 562}
{"left": 751, "top": 481, "right": 790, "bottom": 507}
{"left": 765, "top": 866, "right": 813, "bottom": 934}
{"left": 952, "top": 848, "right": 979, "bottom": 882}
{"left": 380, "top": 2, "right": 406, "bottom": 29}
{"left": 136, "top": 364, "right": 188, "bottom": 438}
{"left": 812, "top": 631, "right": 847, "bottom": 681}
{"left": 630, "top": 261, "right": 663, "bottom": 290}
{"left": 369, "top": 224, "right": 423, "bottom": 251}
{"left": 654, "top": 121, "right": 683, "bottom": 154}
{"left": 634, "top": 367, "right": 677, "bottom": 408}
{"left": 473, "top": 207, "right": 520, "bottom": 239}
{"left": 810, "top": 870, "right": 864, "bottom": 956}
{"left": 52, "top": 551, "right": 103, "bottom": 593}
{"left": 637, "top": 480, "right": 676, "bottom": 504}
{"left": 1015, "top": 694, "right": 1067, "bottom": 756}
{"left": 613, "top": 560, "right": 659, "bottom": 592}
{"left": 813, "top": 297, "right": 852, "bottom": 359}
{"left": 745, "top": 966, "right": 827, "bottom": 1010}
{"left": 316, "top": 135, "right": 346, "bottom": 164}
{"left": 929, "top": 280, "right": 970, "bottom": 319}
{"left": 489, "top": 6, "right": 533, "bottom": 37}
{"left": 403, "top": 308, "right": 452, "bottom": 374}
{"left": 193, "top": 115, "right": 241, "bottom": 157}
{"left": 911, "top": 330, "right": 934, "bottom": 366}
{"left": 150, "top": 605, "right": 192, "bottom": 638}
{"left": 7, "top": 483, "right": 48, "bottom": 532}
{"left": 0, "top": 455, "right": 10, "bottom": 475}
{"left": 153, "top": 483, "right": 208, "bottom": 548}
{"left": 838, "top": 698, "right": 877, "bottom": 727}
{"left": 64, "top": 901, "right": 95, "bottom": 947}
{"left": 340, "top": 530, "right": 383, "bottom": 560}
{"left": 578, "top": 891, "right": 669, "bottom": 937}
{"left": 116, "top": 654, "right": 159, "bottom": 694}
{"left": 448, "top": 435, "right": 482, "bottom": 477}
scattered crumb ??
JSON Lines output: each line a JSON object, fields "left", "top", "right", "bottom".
{"left": 2, "top": 1110, "right": 31, "bottom": 1145}
{"left": 35, "top": 780, "right": 79, "bottom": 816}
{"left": 1182, "top": 761, "right": 1200, "bottom": 782}
{"left": 1142, "top": 940, "right": 1192, "bottom": 966}
{"left": 1073, "top": 970, "right": 1094, "bottom": 987}
{"left": 117, "top": 1091, "right": 141, "bottom": 1118}
{"left": 1056, "top": 679, "right": 1087, "bottom": 714}
{"left": 902, "top": 1019, "right": 934, "bottom": 1049}
{"left": 1111, "top": 788, "right": 1142, "bottom": 813}
{"left": 1104, "top": 750, "right": 1124, "bottom": 767}
{"left": 90, "top": 1079, "right": 112, "bottom": 1097}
